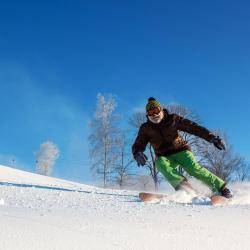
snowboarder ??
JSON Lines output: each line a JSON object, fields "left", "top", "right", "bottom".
{"left": 132, "top": 97, "right": 233, "bottom": 198}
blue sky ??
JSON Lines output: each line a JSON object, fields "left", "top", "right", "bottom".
{"left": 0, "top": 0, "right": 250, "bottom": 183}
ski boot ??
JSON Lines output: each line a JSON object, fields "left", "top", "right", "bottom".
{"left": 219, "top": 186, "right": 233, "bottom": 199}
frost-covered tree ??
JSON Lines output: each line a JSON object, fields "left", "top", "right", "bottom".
{"left": 35, "top": 141, "right": 59, "bottom": 176}
{"left": 89, "top": 93, "right": 121, "bottom": 187}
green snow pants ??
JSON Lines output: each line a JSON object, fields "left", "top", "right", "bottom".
{"left": 155, "top": 150, "right": 225, "bottom": 191}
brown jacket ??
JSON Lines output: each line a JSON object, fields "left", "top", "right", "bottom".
{"left": 132, "top": 109, "right": 215, "bottom": 157}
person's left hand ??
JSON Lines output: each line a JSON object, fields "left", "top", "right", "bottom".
{"left": 211, "top": 136, "right": 226, "bottom": 150}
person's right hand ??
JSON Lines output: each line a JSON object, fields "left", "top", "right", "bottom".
{"left": 134, "top": 151, "right": 148, "bottom": 166}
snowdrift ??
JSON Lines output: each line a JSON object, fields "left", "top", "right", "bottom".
{"left": 0, "top": 164, "right": 250, "bottom": 250}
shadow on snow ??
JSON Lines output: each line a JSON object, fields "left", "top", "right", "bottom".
{"left": 0, "top": 181, "right": 138, "bottom": 199}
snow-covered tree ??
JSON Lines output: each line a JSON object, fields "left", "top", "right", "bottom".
{"left": 89, "top": 93, "right": 121, "bottom": 187}
{"left": 35, "top": 141, "right": 59, "bottom": 176}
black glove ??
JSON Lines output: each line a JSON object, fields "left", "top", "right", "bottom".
{"left": 211, "top": 136, "right": 226, "bottom": 150}
{"left": 134, "top": 151, "right": 148, "bottom": 166}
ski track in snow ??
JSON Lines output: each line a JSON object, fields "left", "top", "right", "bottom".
{"left": 0, "top": 165, "right": 250, "bottom": 250}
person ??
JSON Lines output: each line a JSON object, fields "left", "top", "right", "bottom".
{"left": 132, "top": 97, "right": 233, "bottom": 198}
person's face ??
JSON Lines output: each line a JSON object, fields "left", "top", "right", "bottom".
{"left": 147, "top": 107, "right": 164, "bottom": 124}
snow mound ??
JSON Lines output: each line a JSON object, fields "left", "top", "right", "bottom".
{"left": 1, "top": 164, "right": 250, "bottom": 250}
{"left": 0, "top": 164, "right": 95, "bottom": 191}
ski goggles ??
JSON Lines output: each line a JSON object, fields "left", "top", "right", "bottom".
{"left": 147, "top": 107, "right": 161, "bottom": 116}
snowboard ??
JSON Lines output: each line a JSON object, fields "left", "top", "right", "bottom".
{"left": 139, "top": 192, "right": 229, "bottom": 205}
{"left": 210, "top": 195, "right": 229, "bottom": 205}
{"left": 139, "top": 192, "right": 168, "bottom": 202}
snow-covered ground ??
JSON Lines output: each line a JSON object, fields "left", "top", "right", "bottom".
{"left": 0, "top": 165, "right": 250, "bottom": 250}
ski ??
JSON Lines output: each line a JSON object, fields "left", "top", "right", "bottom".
{"left": 139, "top": 192, "right": 230, "bottom": 205}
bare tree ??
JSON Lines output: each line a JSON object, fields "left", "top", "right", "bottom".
{"left": 89, "top": 93, "right": 121, "bottom": 187}
{"left": 165, "top": 105, "right": 250, "bottom": 183}
{"left": 35, "top": 141, "right": 59, "bottom": 176}
{"left": 234, "top": 159, "right": 250, "bottom": 181}
{"left": 166, "top": 103, "right": 202, "bottom": 153}
{"left": 129, "top": 111, "right": 162, "bottom": 190}
{"left": 112, "top": 131, "right": 136, "bottom": 188}
{"left": 198, "top": 134, "right": 246, "bottom": 182}
{"left": 128, "top": 111, "right": 147, "bottom": 129}
{"left": 165, "top": 103, "right": 209, "bottom": 175}
{"left": 129, "top": 104, "right": 203, "bottom": 189}
{"left": 136, "top": 175, "right": 155, "bottom": 191}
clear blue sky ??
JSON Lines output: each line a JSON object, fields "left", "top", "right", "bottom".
{"left": 0, "top": 0, "right": 249, "bottom": 183}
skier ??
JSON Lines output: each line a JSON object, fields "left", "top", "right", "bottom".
{"left": 132, "top": 97, "right": 233, "bottom": 198}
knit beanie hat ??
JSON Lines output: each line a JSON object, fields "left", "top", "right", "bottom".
{"left": 145, "top": 97, "right": 161, "bottom": 112}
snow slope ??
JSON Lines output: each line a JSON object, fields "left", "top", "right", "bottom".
{"left": 0, "top": 165, "right": 250, "bottom": 250}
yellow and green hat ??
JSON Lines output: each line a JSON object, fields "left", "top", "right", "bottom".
{"left": 146, "top": 97, "right": 161, "bottom": 112}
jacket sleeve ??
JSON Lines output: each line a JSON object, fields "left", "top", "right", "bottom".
{"left": 173, "top": 114, "right": 214, "bottom": 142}
{"left": 132, "top": 125, "right": 149, "bottom": 156}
